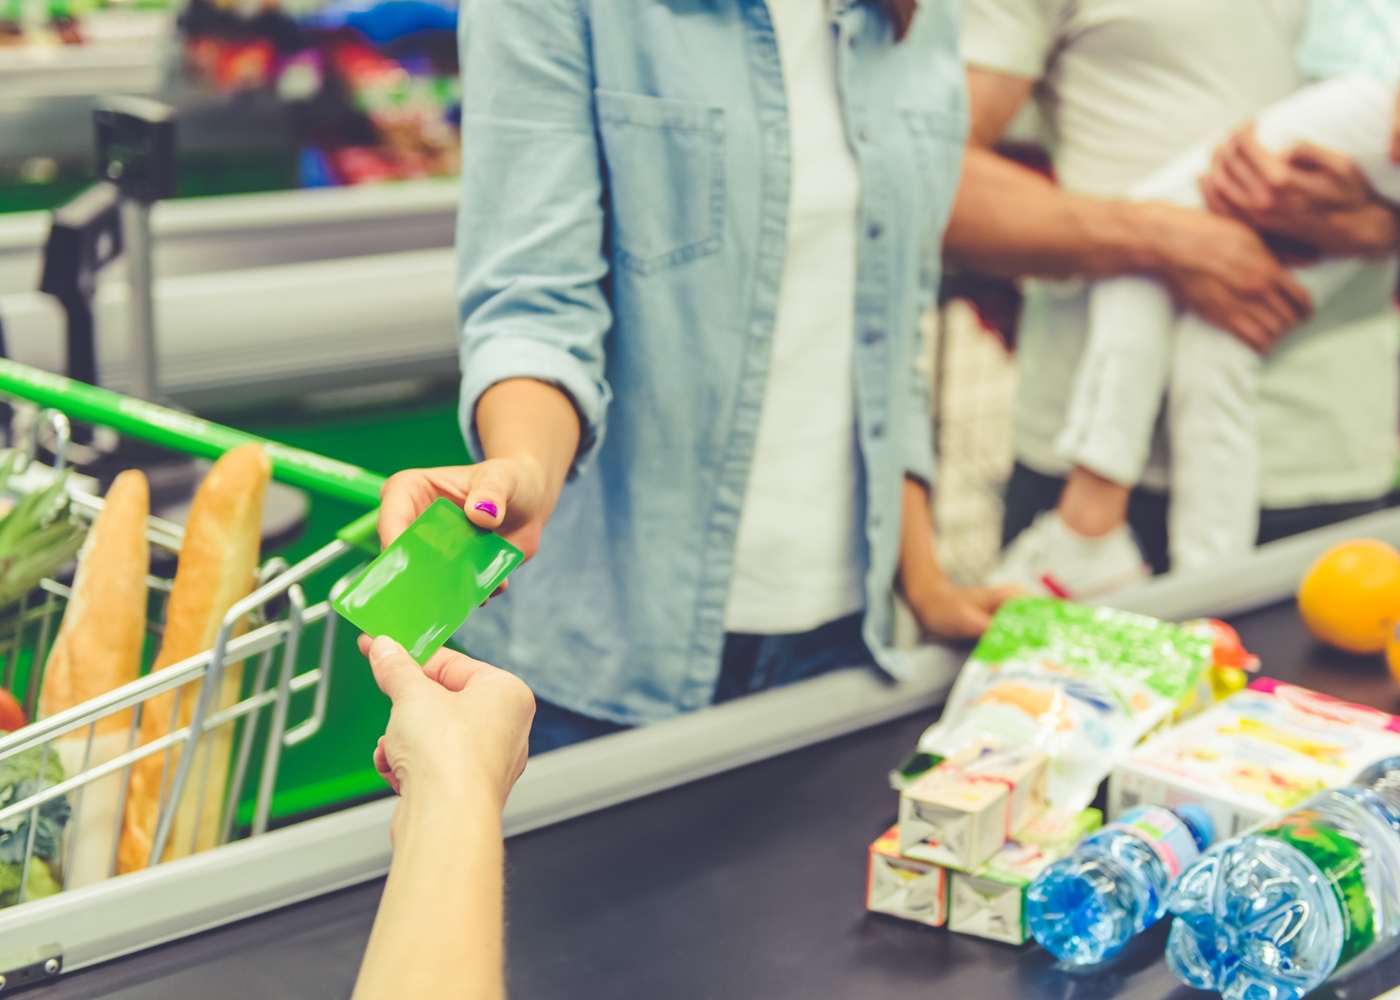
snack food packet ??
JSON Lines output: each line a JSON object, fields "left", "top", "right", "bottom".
{"left": 914, "top": 597, "right": 1212, "bottom": 810}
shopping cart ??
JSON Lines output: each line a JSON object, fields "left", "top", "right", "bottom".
{"left": 0, "top": 360, "right": 383, "bottom": 920}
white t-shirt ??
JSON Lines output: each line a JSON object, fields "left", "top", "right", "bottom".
{"left": 963, "top": 0, "right": 1400, "bottom": 508}
{"left": 724, "top": 0, "right": 864, "bottom": 634}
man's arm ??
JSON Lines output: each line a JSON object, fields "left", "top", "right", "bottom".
{"left": 945, "top": 67, "right": 1312, "bottom": 351}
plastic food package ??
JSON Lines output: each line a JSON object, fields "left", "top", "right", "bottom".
{"left": 914, "top": 597, "right": 1213, "bottom": 811}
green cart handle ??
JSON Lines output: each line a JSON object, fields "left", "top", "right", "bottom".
{"left": 0, "top": 360, "right": 387, "bottom": 553}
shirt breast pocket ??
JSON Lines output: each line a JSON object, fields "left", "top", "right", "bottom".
{"left": 596, "top": 89, "right": 726, "bottom": 277}
{"left": 901, "top": 107, "right": 968, "bottom": 292}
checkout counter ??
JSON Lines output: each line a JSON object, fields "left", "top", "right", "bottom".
{"left": 6, "top": 506, "right": 1400, "bottom": 1000}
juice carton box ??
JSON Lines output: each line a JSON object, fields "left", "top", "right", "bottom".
{"left": 1109, "top": 679, "right": 1400, "bottom": 839}
{"left": 865, "top": 826, "right": 947, "bottom": 927}
{"left": 947, "top": 807, "right": 1102, "bottom": 945}
{"left": 899, "top": 740, "right": 1049, "bottom": 871}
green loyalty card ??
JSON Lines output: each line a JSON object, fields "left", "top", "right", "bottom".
{"left": 333, "top": 498, "right": 525, "bottom": 664}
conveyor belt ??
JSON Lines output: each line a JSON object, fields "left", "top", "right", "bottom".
{"left": 27, "top": 598, "right": 1400, "bottom": 1000}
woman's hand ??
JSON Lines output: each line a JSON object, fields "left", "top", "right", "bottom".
{"left": 897, "top": 477, "right": 1019, "bottom": 641}
{"left": 379, "top": 459, "right": 555, "bottom": 559}
{"left": 361, "top": 634, "right": 534, "bottom": 820}
{"left": 377, "top": 378, "right": 583, "bottom": 561}
{"left": 906, "top": 574, "right": 1020, "bottom": 642}
{"left": 1199, "top": 125, "right": 1399, "bottom": 258}
{"left": 352, "top": 636, "right": 531, "bottom": 1000}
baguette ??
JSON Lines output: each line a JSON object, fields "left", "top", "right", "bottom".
{"left": 39, "top": 470, "right": 149, "bottom": 888}
{"left": 117, "top": 444, "right": 269, "bottom": 873}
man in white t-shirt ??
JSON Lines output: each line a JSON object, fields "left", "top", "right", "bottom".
{"left": 946, "top": 0, "right": 1400, "bottom": 579}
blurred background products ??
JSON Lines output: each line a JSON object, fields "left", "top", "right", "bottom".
{"left": 0, "top": 0, "right": 461, "bottom": 214}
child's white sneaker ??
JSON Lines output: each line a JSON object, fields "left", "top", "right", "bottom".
{"left": 987, "top": 511, "right": 1150, "bottom": 599}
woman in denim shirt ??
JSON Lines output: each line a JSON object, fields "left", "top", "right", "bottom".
{"left": 379, "top": 0, "right": 1014, "bottom": 753}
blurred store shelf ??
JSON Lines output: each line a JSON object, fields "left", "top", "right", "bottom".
{"left": 0, "top": 40, "right": 167, "bottom": 101}
{"left": 0, "top": 246, "right": 459, "bottom": 407}
{"left": 0, "top": 177, "right": 458, "bottom": 293}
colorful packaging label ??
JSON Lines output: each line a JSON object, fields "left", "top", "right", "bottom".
{"left": 1108, "top": 806, "right": 1202, "bottom": 881}
{"left": 1259, "top": 810, "right": 1375, "bottom": 965}
{"left": 916, "top": 597, "right": 1212, "bottom": 811}
{"left": 1110, "top": 682, "right": 1400, "bottom": 840}
{"left": 897, "top": 741, "right": 1049, "bottom": 871}
{"left": 866, "top": 827, "right": 948, "bottom": 927}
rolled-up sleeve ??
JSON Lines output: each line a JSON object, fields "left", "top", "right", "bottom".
{"left": 456, "top": 0, "right": 613, "bottom": 474}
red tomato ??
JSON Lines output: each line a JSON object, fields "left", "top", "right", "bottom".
{"left": 0, "top": 687, "right": 26, "bottom": 732}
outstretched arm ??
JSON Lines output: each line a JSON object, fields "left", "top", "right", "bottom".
{"left": 945, "top": 67, "right": 1312, "bottom": 351}
{"left": 351, "top": 636, "right": 535, "bottom": 1000}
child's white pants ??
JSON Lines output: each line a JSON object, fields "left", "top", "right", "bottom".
{"left": 1055, "top": 77, "right": 1399, "bottom": 569}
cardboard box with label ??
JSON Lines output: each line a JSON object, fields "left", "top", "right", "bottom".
{"left": 865, "top": 826, "right": 948, "bottom": 927}
{"left": 1109, "top": 679, "right": 1400, "bottom": 839}
{"left": 948, "top": 807, "right": 1102, "bottom": 945}
{"left": 899, "top": 742, "right": 1049, "bottom": 871}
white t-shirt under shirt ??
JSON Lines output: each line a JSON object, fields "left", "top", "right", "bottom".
{"left": 962, "top": 0, "right": 1400, "bottom": 509}
{"left": 723, "top": 0, "right": 864, "bottom": 635}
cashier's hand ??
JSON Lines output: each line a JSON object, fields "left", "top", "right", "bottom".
{"left": 379, "top": 459, "right": 554, "bottom": 561}
{"left": 362, "top": 634, "right": 534, "bottom": 830}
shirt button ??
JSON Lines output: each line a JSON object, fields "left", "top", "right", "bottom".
{"left": 871, "top": 514, "right": 883, "bottom": 529}
{"left": 870, "top": 422, "right": 885, "bottom": 438}
{"left": 848, "top": 34, "right": 858, "bottom": 48}
{"left": 867, "top": 222, "right": 883, "bottom": 239}
{"left": 857, "top": 126, "right": 871, "bottom": 142}
{"left": 863, "top": 328, "right": 883, "bottom": 344}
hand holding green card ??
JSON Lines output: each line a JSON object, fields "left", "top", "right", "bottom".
{"left": 333, "top": 498, "right": 525, "bottom": 664}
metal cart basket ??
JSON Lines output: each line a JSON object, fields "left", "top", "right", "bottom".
{"left": 0, "top": 361, "right": 383, "bottom": 986}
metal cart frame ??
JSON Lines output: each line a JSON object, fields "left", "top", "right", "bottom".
{"left": 0, "top": 362, "right": 387, "bottom": 990}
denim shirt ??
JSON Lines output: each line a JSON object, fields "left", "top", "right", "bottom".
{"left": 454, "top": 0, "right": 968, "bottom": 725}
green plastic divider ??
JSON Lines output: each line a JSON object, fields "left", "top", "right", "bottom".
{"left": 0, "top": 361, "right": 386, "bottom": 507}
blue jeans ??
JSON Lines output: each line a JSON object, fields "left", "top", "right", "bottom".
{"left": 528, "top": 612, "right": 871, "bottom": 755}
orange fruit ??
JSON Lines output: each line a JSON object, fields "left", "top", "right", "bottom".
{"left": 1298, "top": 539, "right": 1400, "bottom": 654}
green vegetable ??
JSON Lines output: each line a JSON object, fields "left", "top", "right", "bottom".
{"left": 0, "top": 452, "right": 86, "bottom": 610}
{"left": 0, "top": 740, "right": 68, "bottom": 908}
{"left": 0, "top": 855, "right": 61, "bottom": 908}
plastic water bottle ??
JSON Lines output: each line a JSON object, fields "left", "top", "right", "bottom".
{"left": 1026, "top": 804, "right": 1213, "bottom": 964}
{"left": 1166, "top": 757, "right": 1400, "bottom": 1000}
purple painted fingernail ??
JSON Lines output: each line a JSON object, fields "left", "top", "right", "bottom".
{"left": 474, "top": 500, "right": 499, "bottom": 518}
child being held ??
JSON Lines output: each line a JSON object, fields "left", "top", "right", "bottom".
{"left": 992, "top": 0, "right": 1400, "bottom": 598}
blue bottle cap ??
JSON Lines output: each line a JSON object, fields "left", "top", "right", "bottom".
{"left": 1174, "top": 804, "right": 1214, "bottom": 851}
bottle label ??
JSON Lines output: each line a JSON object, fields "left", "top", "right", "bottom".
{"left": 1107, "top": 806, "right": 1202, "bottom": 880}
{"left": 1259, "top": 810, "right": 1376, "bottom": 966}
